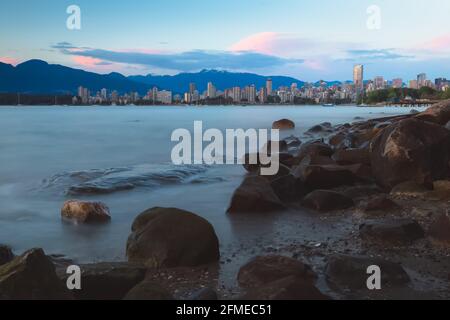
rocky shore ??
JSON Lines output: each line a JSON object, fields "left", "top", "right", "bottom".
{"left": 1, "top": 101, "right": 450, "bottom": 300}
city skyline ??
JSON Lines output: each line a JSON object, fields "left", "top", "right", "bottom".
{"left": 2, "top": 0, "right": 450, "bottom": 81}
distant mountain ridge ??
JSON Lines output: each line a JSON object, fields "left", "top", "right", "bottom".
{"left": 0, "top": 60, "right": 151, "bottom": 95}
{"left": 128, "top": 69, "right": 305, "bottom": 93}
{"left": 0, "top": 59, "right": 345, "bottom": 95}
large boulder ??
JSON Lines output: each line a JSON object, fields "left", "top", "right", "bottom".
{"left": 302, "top": 190, "right": 354, "bottom": 212}
{"left": 123, "top": 281, "right": 173, "bottom": 300}
{"left": 61, "top": 200, "right": 111, "bottom": 224}
{"left": 270, "top": 174, "right": 309, "bottom": 202}
{"left": 272, "top": 119, "right": 295, "bottom": 130}
{"left": 0, "top": 245, "right": 14, "bottom": 266}
{"left": 126, "top": 207, "right": 220, "bottom": 268}
{"left": 415, "top": 100, "right": 450, "bottom": 125}
{"left": 359, "top": 218, "right": 425, "bottom": 244}
{"left": 428, "top": 213, "right": 450, "bottom": 243}
{"left": 361, "top": 194, "right": 400, "bottom": 213}
{"left": 390, "top": 181, "right": 431, "bottom": 198}
{"left": 325, "top": 254, "right": 410, "bottom": 289}
{"left": 237, "top": 255, "right": 316, "bottom": 289}
{"left": 295, "top": 165, "right": 357, "bottom": 189}
{"left": 240, "top": 276, "right": 329, "bottom": 300}
{"left": 370, "top": 118, "right": 450, "bottom": 189}
{"left": 295, "top": 141, "right": 333, "bottom": 163}
{"left": 332, "top": 148, "right": 370, "bottom": 165}
{"left": 0, "top": 248, "right": 72, "bottom": 300}
{"left": 227, "top": 176, "right": 285, "bottom": 213}
{"left": 58, "top": 262, "right": 146, "bottom": 300}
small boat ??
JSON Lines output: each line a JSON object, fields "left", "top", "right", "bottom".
{"left": 322, "top": 103, "right": 335, "bottom": 107}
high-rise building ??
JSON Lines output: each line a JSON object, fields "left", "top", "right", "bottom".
{"left": 157, "top": 90, "right": 172, "bottom": 104}
{"left": 417, "top": 73, "right": 427, "bottom": 88}
{"left": 189, "top": 83, "right": 196, "bottom": 94}
{"left": 374, "top": 76, "right": 385, "bottom": 90}
{"left": 248, "top": 85, "right": 256, "bottom": 104}
{"left": 78, "top": 86, "right": 90, "bottom": 104}
{"left": 259, "top": 87, "right": 268, "bottom": 104}
{"left": 100, "top": 88, "right": 108, "bottom": 100}
{"left": 231, "top": 87, "right": 241, "bottom": 103}
{"left": 392, "top": 78, "right": 403, "bottom": 89}
{"left": 409, "top": 80, "right": 418, "bottom": 89}
{"left": 266, "top": 78, "right": 273, "bottom": 96}
{"left": 207, "top": 82, "right": 216, "bottom": 99}
{"left": 152, "top": 87, "right": 158, "bottom": 103}
{"left": 435, "top": 78, "right": 448, "bottom": 91}
{"left": 353, "top": 65, "right": 364, "bottom": 98}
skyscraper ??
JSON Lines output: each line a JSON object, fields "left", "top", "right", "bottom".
{"left": 417, "top": 73, "right": 427, "bottom": 88}
{"left": 266, "top": 78, "right": 273, "bottom": 96}
{"left": 353, "top": 65, "right": 364, "bottom": 99}
{"left": 189, "top": 83, "right": 196, "bottom": 94}
{"left": 207, "top": 82, "right": 216, "bottom": 98}
{"left": 248, "top": 85, "right": 256, "bottom": 104}
{"left": 392, "top": 78, "right": 403, "bottom": 89}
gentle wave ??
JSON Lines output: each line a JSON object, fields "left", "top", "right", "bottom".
{"left": 40, "top": 163, "right": 224, "bottom": 196}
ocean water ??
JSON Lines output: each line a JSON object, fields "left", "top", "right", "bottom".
{"left": 0, "top": 105, "right": 423, "bottom": 264}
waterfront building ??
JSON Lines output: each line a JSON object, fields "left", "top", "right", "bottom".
{"left": 207, "top": 82, "right": 216, "bottom": 99}
{"left": 157, "top": 90, "right": 172, "bottom": 104}
{"left": 353, "top": 64, "right": 364, "bottom": 99}
{"left": 417, "top": 73, "right": 427, "bottom": 88}
{"left": 259, "top": 87, "right": 268, "bottom": 104}
{"left": 392, "top": 78, "right": 403, "bottom": 88}
{"left": 266, "top": 78, "right": 273, "bottom": 96}
{"left": 409, "top": 80, "right": 418, "bottom": 89}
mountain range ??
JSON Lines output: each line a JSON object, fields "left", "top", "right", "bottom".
{"left": 0, "top": 59, "right": 343, "bottom": 95}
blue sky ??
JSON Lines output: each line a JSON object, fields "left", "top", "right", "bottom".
{"left": 2, "top": 0, "right": 450, "bottom": 81}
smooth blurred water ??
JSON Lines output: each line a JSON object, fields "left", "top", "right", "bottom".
{"left": 0, "top": 105, "right": 424, "bottom": 263}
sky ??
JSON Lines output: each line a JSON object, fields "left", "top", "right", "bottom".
{"left": 1, "top": 0, "right": 450, "bottom": 81}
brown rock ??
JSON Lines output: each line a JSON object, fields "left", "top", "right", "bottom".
{"left": 362, "top": 194, "right": 400, "bottom": 213}
{"left": 325, "top": 254, "right": 410, "bottom": 289}
{"left": 0, "top": 248, "right": 72, "bottom": 300}
{"left": 359, "top": 218, "right": 425, "bottom": 244}
{"left": 295, "top": 140, "right": 333, "bottom": 163}
{"left": 123, "top": 281, "right": 173, "bottom": 300}
{"left": 428, "top": 180, "right": 450, "bottom": 200}
{"left": 260, "top": 140, "right": 288, "bottom": 154}
{"left": 61, "top": 200, "right": 111, "bottom": 224}
{"left": 270, "top": 174, "right": 309, "bottom": 202}
{"left": 390, "top": 181, "right": 431, "bottom": 198}
{"left": 240, "top": 276, "right": 329, "bottom": 300}
{"left": 227, "top": 176, "right": 285, "bottom": 213}
{"left": 302, "top": 190, "right": 354, "bottom": 212}
{"left": 126, "top": 207, "right": 220, "bottom": 268}
{"left": 238, "top": 255, "right": 316, "bottom": 289}
{"left": 272, "top": 119, "right": 295, "bottom": 130}
{"left": 332, "top": 148, "right": 371, "bottom": 165}
{"left": 370, "top": 118, "right": 450, "bottom": 189}
{"left": 428, "top": 213, "right": 450, "bottom": 243}
{"left": 58, "top": 262, "right": 146, "bottom": 300}
{"left": 296, "top": 165, "right": 358, "bottom": 189}
{"left": 341, "top": 185, "right": 383, "bottom": 201}
{"left": 415, "top": 100, "right": 450, "bottom": 125}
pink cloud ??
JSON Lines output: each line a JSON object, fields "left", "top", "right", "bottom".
{"left": 303, "top": 59, "right": 326, "bottom": 71}
{"left": 423, "top": 34, "right": 450, "bottom": 51}
{"left": 72, "top": 56, "right": 105, "bottom": 67}
{"left": 0, "top": 56, "right": 19, "bottom": 65}
{"left": 230, "top": 32, "right": 280, "bottom": 55}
